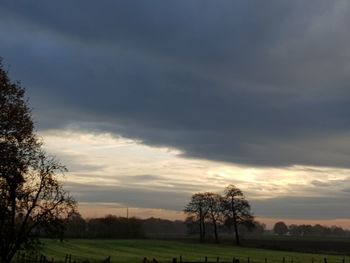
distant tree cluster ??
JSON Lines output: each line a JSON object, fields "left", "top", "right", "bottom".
{"left": 61, "top": 214, "right": 188, "bottom": 239}
{"left": 273, "top": 222, "right": 350, "bottom": 237}
{"left": 62, "top": 213, "right": 144, "bottom": 239}
{"left": 184, "top": 185, "right": 257, "bottom": 245}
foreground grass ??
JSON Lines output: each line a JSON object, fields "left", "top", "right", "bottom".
{"left": 41, "top": 239, "right": 347, "bottom": 263}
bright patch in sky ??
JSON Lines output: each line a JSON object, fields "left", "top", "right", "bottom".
{"left": 40, "top": 128, "right": 350, "bottom": 226}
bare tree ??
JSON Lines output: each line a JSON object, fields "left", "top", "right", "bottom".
{"left": 0, "top": 62, "right": 75, "bottom": 263}
{"left": 184, "top": 193, "right": 207, "bottom": 242}
{"left": 203, "top": 192, "right": 223, "bottom": 242}
{"left": 223, "top": 185, "right": 254, "bottom": 246}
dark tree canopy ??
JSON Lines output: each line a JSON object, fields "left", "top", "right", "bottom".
{"left": 273, "top": 221, "right": 289, "bottom": 236}
{"left": 0, "top": 62, "right": 76, "bottom": 263}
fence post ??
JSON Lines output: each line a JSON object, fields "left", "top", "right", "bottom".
{"left": 180, "top": 256, "right": 182, "bottom": 263}
{"left": 172, "top": 258, "right": 177, "bottom": 263}
{"left": 343, "top": 257, "right": 345, "bottom": 263}
{"left": 265, "top": 258, "right": 267, "bottom": 263}
{"left": 205, "top": 256, "right": 208, "bottom": 263}
{"left": 217, "top": 256, "right": 220, "bottom": 263}
{"left": 324, "top": 258, "right": 327, "bottom": 263}
{"left": 248, "top": 257, "right": 250, "bottom": 263}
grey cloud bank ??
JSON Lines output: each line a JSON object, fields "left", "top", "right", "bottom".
{"left": 66, "top": 182, "right": 189, "bottom": 211}
{"left": 2, "top": 1, "right": 350, "bottom": 168}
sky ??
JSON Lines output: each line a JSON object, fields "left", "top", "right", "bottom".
{"left": 2, "top": 0, "right": 350, "bottom": 228}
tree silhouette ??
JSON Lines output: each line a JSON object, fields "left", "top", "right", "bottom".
{"left": 202, "top": 192, "right": 223, "bottom": 242}
{"left": 273, "top": 221, "right": 288, "bottom": 236}
{"left": 0, "top": 62, "right": 75, "bottom": 263}
{"left": 222, "top": 185, "right": 254, "bottom": 246}
{"left": 184, "top": 193, "right": 208, "bottom": 242}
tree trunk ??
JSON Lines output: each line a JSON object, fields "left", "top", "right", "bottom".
{"left": 202, "top": 217, "right": 206, "bottom": 241}
{"left": 213, "top": 219, "right": 218, "bottom": 243}
{"left": 199, "top": 208, "right": 203, "bottom": 242}
{"left": 233, "top": 215, "right": 240, "bottom": 246}
{"left": 231, "top": 199, "right": 240, "bottom": 246}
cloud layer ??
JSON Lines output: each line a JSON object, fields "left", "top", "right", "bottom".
{"left": 2, "top": 1, "right": 350, "bottom": 168}
{"left": 37, "top": 129, "right": 350, "bottom": 221}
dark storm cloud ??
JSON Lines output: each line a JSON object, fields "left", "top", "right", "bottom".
{"left": 2, "top": 0, "right": 350, "bottom": 167}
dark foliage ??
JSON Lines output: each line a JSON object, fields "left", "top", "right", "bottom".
{"left": 62, "top": 214, "right": 144, "bottom": 239}
{"left": 184, "top": 185, "right": 254, "bottom": 244}
{"left": 0, "top": 61, "right": 75, "bottom": 263}
{"left": 86, "top": 215, "right": 143, "bottom": 238}
{"left": 62, "top": 215, "right": 190, "bottom": 239}
{"left": 288, "top": 224, "right": 349, "bottom": 237}
{"left": 273, "top": 222, "right": 289, "bottom": 236}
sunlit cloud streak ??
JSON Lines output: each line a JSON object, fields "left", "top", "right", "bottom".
{"left": 41, "top": 129, "right": 350, "bottom": 222}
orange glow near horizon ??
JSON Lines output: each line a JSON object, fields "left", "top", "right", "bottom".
{"left": 77, "top": 203, "right": 350, "bottom": 230}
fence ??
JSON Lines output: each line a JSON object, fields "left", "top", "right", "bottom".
{"left": 12, "top": 253, "right": 348, "bottom": 263}
{"left": 13, "top": 253, "right": 111, "bottom": 263}
{"left": 142, "top": 256, "right": 347, "bottom": 263}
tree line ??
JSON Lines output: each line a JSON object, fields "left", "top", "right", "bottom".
{"left": 50, "top": 213, "right": 350, "bottom": 240}
{"left": 184, "top": 185, "right": 255, "bottom": 245}
{"left": 62, "top": 214, "right": 143, "bottom": 238}
{"left": 273, "top": 221, "right": 350, "bottom": 237}
{"left": 58, "top": 214, "right": 187, "bottom": 239}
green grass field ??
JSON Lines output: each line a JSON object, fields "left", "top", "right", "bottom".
{"left": 40, "top": 239, "right": 348, "bottom": 263}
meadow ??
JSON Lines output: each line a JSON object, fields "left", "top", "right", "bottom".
{"left": 40, "top": 239, "right": 348, "bottom": 263}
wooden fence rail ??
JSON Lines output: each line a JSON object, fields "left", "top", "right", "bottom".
{"left": 142, "top": 256, "right": 347, "bottom": 263}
